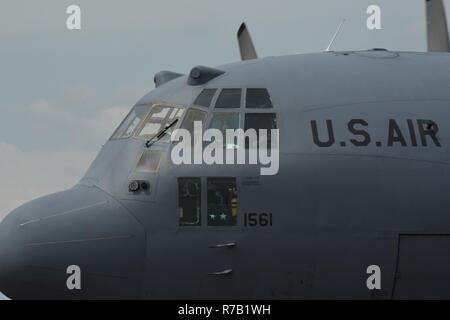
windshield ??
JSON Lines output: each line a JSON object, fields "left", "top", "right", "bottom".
{"left": 136, "top": 105, "right": 184, "bottom": 141}
{"left": 111, "top": 105, "right": 150, "bottom": 140}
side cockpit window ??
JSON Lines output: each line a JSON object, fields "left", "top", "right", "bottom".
{"left": 178, "top": 178, "right": 201, "bottom": 226}
{"left": 215, "top": 89, "right": 241, "bottom": 108}
{"left": 111, "top": 105, "right": 149, "bottom": 140}
{"left": 207, "top": 88, "right": 242, "bottom": 148}
{"left": 244, "top": 113, "right": 277, "bottom": 148}
{"left": 208, "top": 113, "right": 240, "bottom": 149}
{"left": 246, "top": 88, "right": 273, "bottom": 108}
{"left": 193, "top": 89, "right": 217, "bottom": 108}
{"left": 205, "top": 88, "right": 277, "bottom": 149}
{"left": 178, "top": 109, "right": 207, "bottom": 144}
{"left": 244, "top": 88, "right": 277, "bottom": 148}
{"left": 180, "top": 109, "right": 207, "bottom": 134}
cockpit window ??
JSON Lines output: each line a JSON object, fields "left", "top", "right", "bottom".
{"left": 178, "top": 109, "right": 207, "bottom": 144}
{"left": 135, "top": 150, "right": 163, "bottom": 173}
{"left": 136, "top": 105, "right": 184, "bottom": 141}
{"left": 180, "top": 109, "right": 207, "bottom": 133}
{"left": 246, "top": 89, "right": 273, "bottom": 108}
{"left": 215, "top": 89, "right": 241, "bottom": 108}
{"left": 193, "top": 89, "right": 216, "bottom": 108}
{"left": 244, "top": 113, "right": 277, "bottom": 149}
{"left": 208, "top": 112, "right": 240, "bottom": 149}
{"left": 111, "top": 105, "right": 149, "bottom": 140}
{"left": 178, "top": 178, "right": 201, "bottom": 226}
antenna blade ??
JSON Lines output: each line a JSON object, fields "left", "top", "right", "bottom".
{"left": 426, "top": 0, "right": 450, "bottom": 52}
{"left": 237, "top": 23, "right": 258, "bottom": 60}
{"left": 325, "top": 19, "right": 345, "bottom": 52}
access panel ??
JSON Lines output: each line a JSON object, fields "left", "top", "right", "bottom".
{"left": 393, "top": 235, "right": 450, "bottom": 299}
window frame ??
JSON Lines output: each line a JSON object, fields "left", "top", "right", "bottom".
{"left": 243, "top": 112, "right": 278, "bottom": 149}
{"left": 207, "top": 87, "right": 245, "bottom": 130}
{"left": 109, "top": 104, "right": 152, "bottom": 141}
{"left": 245, "top": 88, "right": 274, "bottom": 109}
{"left": 179, "top": 107, "right": 208, "bottom": 130}
{"left": 175, "top": 107, "right": 209, "bottom": 148}
{"left": 192, "top": 88, "right": 219, "bottom": 109}
{"left": 133, "top": 103, "right": 186, "bottom": 142}
{"left": 214, "top": 88, "right": 243, "bottom": 109}
{"left": 134, "top": 149, "right": 164, "bottom": 173}
{"left": 243, "top": 88, "right": 277, "bottom": 148}
{"left": 205, "top": 87, "right": 278, "bottom": 149}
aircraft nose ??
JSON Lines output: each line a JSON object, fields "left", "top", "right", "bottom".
{"left": 0, "top": 186, "right": 146, "bottom": 299}
{"left": 0, "top": 217, "right": 22, "bottom": 300}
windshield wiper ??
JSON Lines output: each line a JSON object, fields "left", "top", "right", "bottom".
{"left": 145, "top": 119, "right": 179, "bottom": 148}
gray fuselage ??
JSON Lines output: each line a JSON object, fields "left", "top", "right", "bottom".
{"left": 1, "top": 50, "right": 450, "bottom": 299}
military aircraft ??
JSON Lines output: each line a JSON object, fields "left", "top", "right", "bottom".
{"left": 1, "top": 0, "right": 450, "bottom": 300}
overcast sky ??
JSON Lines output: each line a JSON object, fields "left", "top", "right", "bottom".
{"left": 0, "top": 0, "right": 445, "bottom": 299}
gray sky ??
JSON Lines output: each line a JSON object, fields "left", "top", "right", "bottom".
{"left": 0, "top": 0, "right": 446, "bottom": 301}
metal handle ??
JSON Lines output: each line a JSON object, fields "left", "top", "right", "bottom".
{"left": 208, "top": 268, "right": 233, "bottom": 276}
{"left": 209, "top": 241, "right": 236, "bottom": 249}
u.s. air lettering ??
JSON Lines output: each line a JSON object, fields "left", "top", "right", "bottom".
{"left": 311, "top": 119, "right": 441, "bottom": 148}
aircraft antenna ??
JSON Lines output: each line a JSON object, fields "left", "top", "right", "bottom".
{"left": 325, "top": 19, "right": 346, "bottom": 52}
{"left": 237, "top": 23, "right": 258, "bottom": 60}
